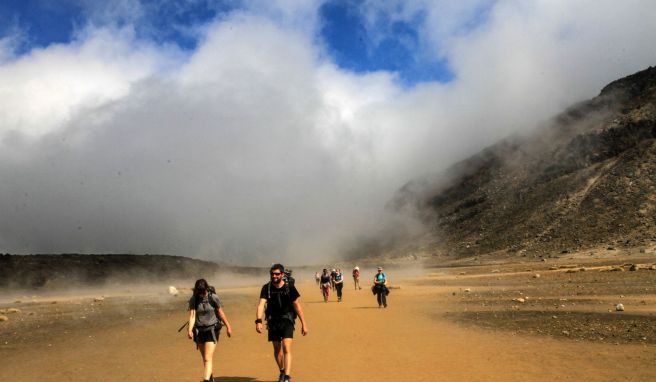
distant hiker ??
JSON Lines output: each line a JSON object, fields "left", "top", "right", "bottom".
{"left": 372, "top": 267, "right": 389, "bottom": 308}
{"left": 315, "top": 271, "right": 321, "bottom": 285}
{"left": 319, "top": 268, "right": 331, "bottom": 302}
{"left": 256, "top": 264, "right": 308, "bottom": 382}
{"left": 330, "top": 268, "right": 337, "bottom": 290}
{"left": 333, "top": 268, "right": 344, "bottom": 302}
{"left": 187, "top": 279, "right": 233, "bottom": 382}
{"left": 284, "top": 268, "right": 295, "bottom": 288}
{"left": 352, "top": 266, "right": 361, "bottom": 290}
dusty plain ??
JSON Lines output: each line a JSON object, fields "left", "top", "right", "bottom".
{"left": 1, "top": 249, "right": 655, "bottom": 382}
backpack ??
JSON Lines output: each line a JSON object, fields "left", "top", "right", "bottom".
{"left": 283, "top": 272, "right": 295, "bottom": 288}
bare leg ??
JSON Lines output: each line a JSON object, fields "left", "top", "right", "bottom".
{"left": 199, "top": 341, "right": 216, "bottom": 380}
{"left": 282, "top": 338, "right": 293, "bottom": 376}
{"left": 273, "top": 341, "right": 284, "bottom": 371}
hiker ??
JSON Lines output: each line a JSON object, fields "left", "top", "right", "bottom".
{"left": 372, "top": 267, "right": 389, "bottom": 308}
{"left": 330, "top": 268, "right": 337, "bottom": 291}
{"left": 187, "top": 279, "right": 233, "bottom": 382}
{"left": 256, "top": 264, "right": 308, "bottom": 382}
{"left": 319, "top": 268, "right": 331, "bottom": 302}
{"left": 333, "top": 268, "right": 344, "bottom": 302}
{"left": 314, "top": 271, "right": 321, "bottom": 285}
{"left": 284, "top": 268, "right": 295, "bottom": 288}
{"left": 352, "top": 266, "right": 361, "bottom": 290}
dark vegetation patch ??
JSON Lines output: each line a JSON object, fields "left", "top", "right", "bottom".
{"left": 455, "top": 310, "right": 656, "bottom": 345}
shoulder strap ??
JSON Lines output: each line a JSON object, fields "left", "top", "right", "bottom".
{"left": 207, "top": 291, "right": 218, "bottom": 309}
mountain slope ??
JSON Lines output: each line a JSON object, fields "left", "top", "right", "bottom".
{"left": 394, "top": 66, "right": 656, "bottom": 258}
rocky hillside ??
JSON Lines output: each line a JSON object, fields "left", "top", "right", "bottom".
{"left": 393, "top": 66, "right": 656, "bottom": 258}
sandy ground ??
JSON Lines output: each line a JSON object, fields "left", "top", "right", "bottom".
{"left": 1, "top": 258, "right": 655, "bottom": 382}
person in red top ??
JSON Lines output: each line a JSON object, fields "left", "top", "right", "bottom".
{"left": 352, "top": 266, "right": 362, "bottom": 290}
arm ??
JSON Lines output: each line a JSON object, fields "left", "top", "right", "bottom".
{"left": 217, "top": 307, "right": 232, "bottom": 337}
{"left": 293, "top": 299, "right": 308, "bottom": 336}
{"left": 187, "top": 309, "right": 195, "bottom": 339}
{"left": 255, "top": 298, "right": 267, "bottom": 333}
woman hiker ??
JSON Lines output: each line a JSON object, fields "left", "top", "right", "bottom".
{"left": 372, "top": 267, "right": 389, "bottom": 308}
{"left": 333, "top": 268, "right": 344, "bottom": 302}
{"left": 188, "top": 279, "right": 233, "bottom": 382}
{"left": 320, "top": 268, "right": 331, "bottom": 302}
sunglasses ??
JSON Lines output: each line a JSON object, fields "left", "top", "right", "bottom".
{"left": 270, "top": 272, "right": 282, "bottom": 276}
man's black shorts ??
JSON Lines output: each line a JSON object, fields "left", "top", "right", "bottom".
{"left": 267, "top": 319, "right": 294, "bottom": 342}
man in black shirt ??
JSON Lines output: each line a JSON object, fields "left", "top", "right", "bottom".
{"left": 256, "top": 264, "right": 308, "bottom": 382}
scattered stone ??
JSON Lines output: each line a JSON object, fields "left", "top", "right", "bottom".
{"left": 459, "top": 272, "right": 467, "bottom": 275}
{"left": 6, "top": 308, "right": 21, "bottom": 314}
{"left": 464, "top": 288, "right": 471, "bottom": 293}
{"left": 512, "top": 298, "right": 526, "bottom": 303}
{"left": 168, "top": 286, "right": 179, "bottom": 296}
{"left": 566, "top": 269, "right": 578, "bottom": 273}
{"left": 0, "top": 315, "right": 8, "bottom": 322}
{"left": 491, "top": 269, "right": 500, "bottom": 273}
{"left": 533, "top": 274, "right": 540, "bottom": 278}
{"left": 93, "top": 297, "right": 104, "bottom": 302}
{"left": 549, "top": 266, "right": 558, "bottom": 270}
{"left": 616, "top": 303, "right": 625, "bottom": 312}
{"left": 562, "top": 330, "right": 570, "bottom": 336}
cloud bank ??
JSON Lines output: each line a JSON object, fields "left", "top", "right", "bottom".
{"left": 0, "top": 1, "right": 655, "bottom": 264}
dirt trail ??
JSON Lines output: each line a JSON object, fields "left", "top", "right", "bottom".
{"left": 1, "top": 275, "right": 654, "bottom": 382}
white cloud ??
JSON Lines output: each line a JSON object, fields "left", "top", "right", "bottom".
{"left": 0, "top": 26, "right": 181, "bottom": 139}
{"left": 0, "top": 1, "right": 655, "bottom": 263}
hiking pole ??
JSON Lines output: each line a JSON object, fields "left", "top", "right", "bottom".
{"left": 178, "top": 321, "right": 189, "bottom": 332}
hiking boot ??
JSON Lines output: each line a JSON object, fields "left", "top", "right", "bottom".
{"left": 384, "top": 303, "right": 387, "bottom": 308}
{"left": 284, "top": 376, "right": 292, "bottom": 382}
{"left": 278, "top": 370, "right": 286, "bottom": 382}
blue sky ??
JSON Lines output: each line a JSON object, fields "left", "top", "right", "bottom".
{"left": 0, "top": 0, "right": 458, "bottom": 86}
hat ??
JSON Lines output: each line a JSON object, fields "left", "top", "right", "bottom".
{"left": 377, "top": 266, "right": 383, "bottom": 271}
{"left": 354, "top": 266, "right": 359, "bottom": 270}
